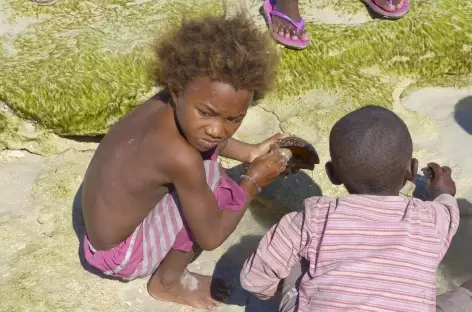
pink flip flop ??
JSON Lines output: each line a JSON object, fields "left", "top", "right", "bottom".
{"left": 362, "top": 0, "right": 409, "bottom": 19}
{"left": 262, "top": 0, "right": 310, "bottom": 50}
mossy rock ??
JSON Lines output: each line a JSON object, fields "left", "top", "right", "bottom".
{"left": 0, "top": 108, "right": 48, "bottom": 153}
{"left": 1, "top": 0, "right": 471, "bottom": 135}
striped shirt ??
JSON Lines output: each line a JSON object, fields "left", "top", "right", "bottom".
{"left": 240, "top": 194, "right": 459, "bottom": 311}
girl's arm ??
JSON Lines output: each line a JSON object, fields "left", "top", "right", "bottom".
{"left": 220, "top": 134, "right": 284, "bottom": 163}
{"left": 219, "top": 138, "right": 258, "bottom": 163}
{"left": 166, "top": 147, "right": 286, "bottom": 251}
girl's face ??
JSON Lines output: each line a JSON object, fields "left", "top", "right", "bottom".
{"left": 171, "top": 77, "right": 253, "bottom": 152}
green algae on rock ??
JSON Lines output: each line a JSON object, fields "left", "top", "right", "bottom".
{"left": 1, "top": 0, "right": 472, "bottom": 137}
{"left": 0, "top": 0, "right": 222, "bottom": 135}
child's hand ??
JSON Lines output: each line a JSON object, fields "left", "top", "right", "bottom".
{"left": 249, "top": 133, "right": 287, "bottom": 162}
{"left": 427, "top": 162, "right": 456, "bottom": 198}
{"left": 246, "top": 150, "right": 287, "bottom": 190}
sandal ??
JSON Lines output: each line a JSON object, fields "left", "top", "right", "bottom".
{"left": 362, "top": 0, "right": 409, "bottom": 19}
{"left": 262, "top": 0, "right": 310, "bottom": 50}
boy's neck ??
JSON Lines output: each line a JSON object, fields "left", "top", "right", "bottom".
{"left": 347, "top": 189, "right": 401, "bottom": 196}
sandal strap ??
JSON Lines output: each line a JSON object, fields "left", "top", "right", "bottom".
{"left": 270, "top": 10, "right": 305, "bottom": 33}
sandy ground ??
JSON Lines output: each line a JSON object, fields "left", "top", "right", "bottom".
{"left": 0, "top": 86, "right": 471, "bottom": 311}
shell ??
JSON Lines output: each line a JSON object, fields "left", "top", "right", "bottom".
{"left": 270, "top": 136, "right": 319, "bottom": 170}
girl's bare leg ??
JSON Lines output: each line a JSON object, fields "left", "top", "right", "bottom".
{"left": 147, "top": 247, "right": 230, "bottom": 310}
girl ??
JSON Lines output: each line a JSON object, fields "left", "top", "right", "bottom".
{"left": 81, "top": 12, "right": 287, "bottom": 310}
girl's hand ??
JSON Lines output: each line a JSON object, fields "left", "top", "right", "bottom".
{"left": 249, "top": 133, "right": 286, "bottom": 162}
{"left": 246, "top": 150, "right": 287, "bottom": 189}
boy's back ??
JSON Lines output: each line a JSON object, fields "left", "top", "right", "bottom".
{"left": 241, "top": 106, "right": 459, "bottom": 311}
{"left": 241, "top": 194, "right": 458, "bottom": 311}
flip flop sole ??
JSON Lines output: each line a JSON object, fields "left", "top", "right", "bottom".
{"left": 362, "top": 0, "right": 409, "bottom": 19}
{"left": 32, "top": 0, "right": 58, "bottom": 5}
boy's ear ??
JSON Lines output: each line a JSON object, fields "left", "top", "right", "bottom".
{"left": 404, "top": 158, "right": 418, "bottom": 183}
{"left": 325, "top": 161, "right": 342, "bottom": 185}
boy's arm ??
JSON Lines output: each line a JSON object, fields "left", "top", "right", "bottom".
{"left": 425, "top": 163, "right": 459, "bottom": 260}
{"left": 430, "top": 194, "right": 460, "bottom": 260}
{"left": 240, "top": 211, "right": 309, "bottom": 299}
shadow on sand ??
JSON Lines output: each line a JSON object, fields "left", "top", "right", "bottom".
{"left": 226, "top": 163, "right": 322, "bottom": 220}
{"left": 213, "top": 234, "right": 282, "bottom": 312}
{"left": 439, "top": 199, "right": 472, "bottom": 290}
{"left": 454, "top": 96, "right": 472, "bottom": 135}
{"left": 444, "top": 96, "right": 472, "bottom": 287}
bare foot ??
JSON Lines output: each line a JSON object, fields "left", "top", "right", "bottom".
{"left": 272, "top": 0, "right": 309, "bottom": 41}
{"left": 373, "top": 0, "right": 405, "bottom": 12}
{"left": 148, "top": 270, "right": 230, "bottom": 310}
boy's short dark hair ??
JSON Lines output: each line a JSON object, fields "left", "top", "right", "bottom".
{"left": 154, "top": 12, "right": 279, "bottom": 102}
{"left": 329, "top": 105, "right": 413, "bottom": 194}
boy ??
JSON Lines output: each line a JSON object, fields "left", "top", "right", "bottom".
{"left": 241, "top": 105, "right": 459, "bottom": 311}
{"left": 81, "top": 13, "right": 288, "bottom": 310}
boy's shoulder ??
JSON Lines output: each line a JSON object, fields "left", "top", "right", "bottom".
{"left": 405, "top": 194, "right": 458, "bottom": 212}
{"left": 301, "top": 196, "right": 337, "bottom": 221}
{"left": 303, "top": 196, "right": 337, "bottom": 209}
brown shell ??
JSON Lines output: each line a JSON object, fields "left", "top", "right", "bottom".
{"left": 421, "top": 167, "right": 435, "bottom": 182}
{"left": 270, "top": 136, "right": 319, "bottom": 170}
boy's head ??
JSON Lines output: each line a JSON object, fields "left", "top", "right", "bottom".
{"left": 326, "top": 106, "right": 418, "bottom": 195}
{"left": 154, "top": 12, "right": 278, "bottom": 151}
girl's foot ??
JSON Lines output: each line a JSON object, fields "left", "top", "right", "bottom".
{"left": 148, "top": 270, "right": 230, "bottom": 310}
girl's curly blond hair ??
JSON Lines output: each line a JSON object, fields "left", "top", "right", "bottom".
{"left": 154, "top": 12, "right": 279, "bottom": 102}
